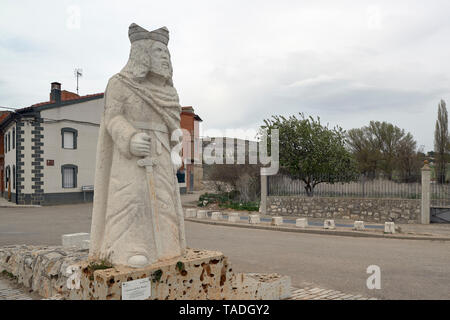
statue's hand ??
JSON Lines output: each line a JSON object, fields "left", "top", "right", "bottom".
{"left": 130, "top": 132, "right": 151, "bottom": 157}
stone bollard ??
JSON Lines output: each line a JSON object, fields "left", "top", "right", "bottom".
{"left": 80, "top": 239, "right": 90, "bottom": 250}
{"left": 384, "top": 222, "right": 395, "bottom": 234}
{"left": 324, "top": 220, "right": 335, "bottom": 230}
{"left": 296, "top": 218, "right": 308, "bottom": 228}
{"left": 211, "top": 212, "right": 222, "bottom": 220}
{"left": 62, "top": 233, "right": 90, "bottom": 248}
{"left": 185, "top": 208, "right": 197, "bottom": 218}
{"left": 249, "top": 214, "right": 260, "bottom": 224}
{"left": 271, "top": 216, "right": 283, "bottom": 226}
{"left": 353, "top": 221, "right": 365, "bottom": 231}
{"left": 228, "top": 212, "right": 240, "bottom": 222}
{"left": 197, "top": 210, "right": 208, "bottom": 219}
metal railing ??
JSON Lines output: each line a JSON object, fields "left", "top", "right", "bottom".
{"left": 268, "top": 173, "right": 423, "bottom": 200}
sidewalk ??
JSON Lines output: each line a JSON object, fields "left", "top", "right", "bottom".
{"left": 184, "top": 208, "right": 450, "bottom": 241}
{"left": 0, "top": 197, "right": 40, "bottom": 208}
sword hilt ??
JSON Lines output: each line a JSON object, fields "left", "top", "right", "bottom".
{"left": 137, "top": 157, "right": 158, "bottom": 169}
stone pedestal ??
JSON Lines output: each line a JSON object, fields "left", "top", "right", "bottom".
{"left": 62, "top": 233, "right": 90, "bottom": 248}
{"left": 296, "top": 218, "right": 308, "bottom": 228}
{"left": 249, "top": 214, "right": 261, "bottom": 224}
{"left": 228, "top": 212, "right": 240, "bottom": 222}
{"left": 324, "top": 220, "right": 335, "bottom": 229}
{"left": 384, "top": 222, "right": 395, "bottom": 234}
{"left": 66, "top": 248, "right": 290, "bottom": 300}
{"left": 353, "top": 221, "right": 365, "bottom": 231}
{"left": 197, "top": 210, "right": 208, "bottom": 219}
{"left": 185, "top": 209, "right": 197, "bottom": 218}
{"left": 271, "top": 217, "right": 283, "bottom": 226}
{"left": 211, "top": 212, "right": 222, "bottom": 220}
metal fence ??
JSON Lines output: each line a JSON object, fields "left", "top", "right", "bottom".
{"left": 431, "top": 182, "right": 450, "bottom": 207}
{"left": 268, "top": 174, "right": 423, "bottom": 200}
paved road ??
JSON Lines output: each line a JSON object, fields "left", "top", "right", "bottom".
{"left": 0, "top": 203, "right": 449, "bottom": 299}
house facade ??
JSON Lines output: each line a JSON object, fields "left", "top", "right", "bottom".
{"left": 0, "top": 82, "right": 202, "bottom": 205}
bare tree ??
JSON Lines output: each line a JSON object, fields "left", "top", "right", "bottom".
{"left": 434, "top": 99, "right": 449, "bottom": 184}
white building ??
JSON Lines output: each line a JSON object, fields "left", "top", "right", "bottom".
{"left": 1, "top": 82, "right": 203, "bottom": 205}
{"left": 1, "top": 82, "right": 103, "bottom": 205}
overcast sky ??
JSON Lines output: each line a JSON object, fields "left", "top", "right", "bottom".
{"left": 1, "top": 0, "right": 450, "bottom": 151}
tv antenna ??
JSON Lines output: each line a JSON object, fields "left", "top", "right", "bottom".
{"left": 74, "top": 68, "right": 83, "bottom": 95}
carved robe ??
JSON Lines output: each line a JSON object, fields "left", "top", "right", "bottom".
{"left": 89, "top": 72, "right": 186, "bottom": 266}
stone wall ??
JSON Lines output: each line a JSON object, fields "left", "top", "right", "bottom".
{"left": 267, "top": 196, "right": 420, "bottom": 224}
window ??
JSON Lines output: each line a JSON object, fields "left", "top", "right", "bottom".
{"left": 5, "top": 166, "right": 10, "bottom": 188}
{"left": 12, "top": 128, "right": 15, "bottom": 149}
{"left": 7, "top": 132, "right": 10, "bottom": 152}
{"left": 61, "top": 128, "right": 78, "bottom": 149}
{"left": 61, "top": 164, "right": 78, "bottom": 188}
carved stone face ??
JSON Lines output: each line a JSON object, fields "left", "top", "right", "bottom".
{"left": 149, "top": 41, "right": 172, "bottom": 80}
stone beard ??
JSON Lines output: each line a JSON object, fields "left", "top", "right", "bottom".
{"left": 89, "top": 24, "right": 186, "bottom": 268}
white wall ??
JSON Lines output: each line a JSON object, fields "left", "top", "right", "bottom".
{"left": 40, "top": 98, "right": 103, "bottom": 194}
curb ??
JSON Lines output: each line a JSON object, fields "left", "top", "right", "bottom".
{"left": 185, "top": 218, "right": 450, "bottom": 242}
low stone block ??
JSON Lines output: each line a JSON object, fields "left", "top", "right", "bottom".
{"left": 324, "top": 220, "right": 335, "bottom": 230}
{"left": 228, "top": 212, "right": 240, "bottom": 223}
{"left": 211, "top": 212, "right": 222, "bottom": 220}
{"left": 80, "top": 240, "right": 90, "bottom": 250}
{"left": 249, "top": 214, "right": 260, "bottom": 224}
{"left": 62, "top": 233, "right": 90, "bottom": 248}
{"left": 271, "top": 216, "right": 283, "bottom": 226}
{"left": 185, "top": 208, "right": 197, "bottom": 218}
{"left": 196, "top": 210, "right": 208, "bottom": 219}
{"left": 296, "top": 218, "right": 308, "bottom": 228}
{"left": 384, "top": 222, "right": 395, "bottom": 234}
{"left": 353, "top": 221, "right": 365, "bottom": 231}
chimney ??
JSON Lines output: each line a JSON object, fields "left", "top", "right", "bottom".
{"left": 50, "top": 82, "right": 61, "bottom": 103}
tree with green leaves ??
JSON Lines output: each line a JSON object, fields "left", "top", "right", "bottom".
{"left": 434, "top": 99, "right": 449, "bottom": 184}
{"left": 347, "top": 121, "right": 420, "bottom": 180}
{"left": 261, "top": 113, "right": 358, "bottom": 196}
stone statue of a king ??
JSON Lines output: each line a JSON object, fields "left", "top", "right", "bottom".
{"left": 89, "top": 23, "right": 186, "bottom": 268}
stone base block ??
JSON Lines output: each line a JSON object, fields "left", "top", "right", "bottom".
{"left": 353, "top": 221, "right": 365, "bottom": 231}
{"left": 384, "top": 222, "right": 395, "bottom": 234}
{"left": 80, "top": 240, "right": 90, "bottom": 250}
{"left": 185, "top": 209, "right": 197, "bottom": 218}
{"left": 296, "top": 218, "right": 308, "bottom": 228}
{"left": 62, "top": 233, "right": 90, "bottom": 248}
{"left": 249, "top": 214, "right": 260, "bottom": 224}
{"left": 324, "top": 220, "right": 335, "bottom": 230}
{"left": 271, "top": 217, "right": 283, "bottom": 226}
{"left": 196, "top": 210, "right": 208, "bottom": 219}
{"left": 228, "top": 212, "right": 240, "bottom": 222}
{"left": 67, "top": 248, "right": 291, "bottom": 300}
{"left": 211, "top": 212, "right": 222, "bottom": 220}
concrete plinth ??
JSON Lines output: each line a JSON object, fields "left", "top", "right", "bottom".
{"left": 185, "top": 209, "right": 197, "bottom": 218}
{"left": 249, "top": 214, "right": 260, "bottom": 224}
{"left": 271, "top": 217, "right": 283, "bottom": 226}
{"left": 296, "top": 218, "right": 308, "bottom": 228}
{"left": 228, "top": 212, "right": 240, "bottom": 223}
{"left": 324, "top": 220, "right": 335, "bottom": 230}
{"left": 353, "top": 221, "right": 365, "bottom": 231}
{"left": 67, "top": 248, "right": 291, "bottom": 300}
{"left": 384, "top": 222, "right": 395, "bottom": 234}
{"left": 211, "top": 212, "right": 222, "bottom": 220}
{"left": 62, "top": 233, "right": 90, "bottom": 248}
{"left": 197, "top": 210, "right": 208, "bottom": 219}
